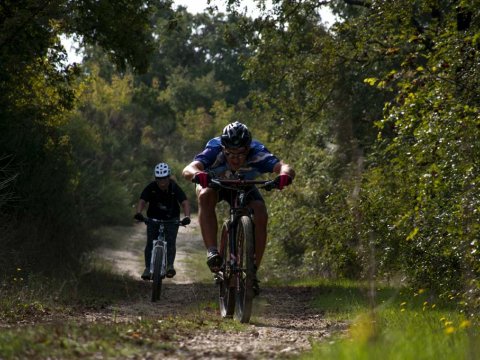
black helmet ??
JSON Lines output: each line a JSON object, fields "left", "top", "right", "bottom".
{"left": 220, "top": 122, "right": 252, "bottom": 148}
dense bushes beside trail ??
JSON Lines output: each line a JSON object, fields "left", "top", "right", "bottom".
{"left": 0, "top": 0, "right": 156, "bottom": 276}
{"left": 249, "top": 0, "right": 480, "bottom": 306}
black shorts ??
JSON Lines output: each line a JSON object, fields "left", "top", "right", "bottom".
{"left": 218, "top": 186, "right": 264, "bottom": 206}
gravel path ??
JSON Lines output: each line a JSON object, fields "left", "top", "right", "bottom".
{"left": 99, "top": 218, "right": 346, "bottom": 359}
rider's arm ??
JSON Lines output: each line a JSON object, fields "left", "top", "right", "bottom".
{"left": 272, "top": 161, "right": 296, "bottom": 179}
{"left": 182, "top": 160, "right": 205, "bottom": 182}
{"left": 181, "top": 199, "right": 191, "bottom": 218}
{"left": 136, "top": 199, "right": 147, "bottom": 213}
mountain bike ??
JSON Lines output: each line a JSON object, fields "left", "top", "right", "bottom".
{"left": 143, "top": 218, "right": 183, "bottom": 302}
{"left": 210, "top": 177, "right": 276, "bottom": 323}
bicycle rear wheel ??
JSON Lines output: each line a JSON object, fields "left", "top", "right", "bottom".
{"left": 151, "top": 246, "right": 164, "bottom": 302}
{"left": 219, "top": 221, "right": 235, "bottom": 317}
{"left": 234, "top": 215, "right": 255, "bottom": 323}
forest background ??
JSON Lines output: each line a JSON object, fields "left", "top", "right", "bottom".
{"left": 1, "top": 0, "right": 479, "bottom": 311}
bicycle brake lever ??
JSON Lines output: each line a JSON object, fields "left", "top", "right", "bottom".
{"left": 208, "top": 180, "right": 221, "bottom": 190}
{"left": 263, "top": 181, "right": 276, "bottom": 191}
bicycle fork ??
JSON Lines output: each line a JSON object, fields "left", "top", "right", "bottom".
{"left": 150, "top": 239, "right": 167, "bottom": 277}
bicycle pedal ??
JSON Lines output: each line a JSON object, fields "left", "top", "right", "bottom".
{"left": 213, "top": 272, "right": 223, "bottom": 284}
{"left": 207, "top": 253, "right": 223, "bottom": 273}
{"left": 141, "top": 270, "right": 151, "bottom": 280}
{"left": 166, "top": 268, "right": 176, "bottom": 278}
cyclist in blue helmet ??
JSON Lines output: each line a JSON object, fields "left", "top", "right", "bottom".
{"left": 182, "top": 122, "right": 295, "bottom": 289}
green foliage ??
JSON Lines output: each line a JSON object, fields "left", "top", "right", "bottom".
{"left": 161, "top": 68, "right": 228, "bottom": 114}
{"left": 68, "top": 0, "right": 160, "bottom": 72}
{"left": 356, "top": 0, "right": 480, "bottom": 300}
{"left": 0, "top": 0, "right": 162, "bottom": 275}
{"left": 238, "top": 0, "right": 480, "bottom": 307}
{"left": 304, "top": 284, "right": 479, "bottom": 360}
{"left": 75, "top": 9, "right": 259, "bottom": 217}
{"left": 241, "top": 0, "right": 386, "bottom": 281}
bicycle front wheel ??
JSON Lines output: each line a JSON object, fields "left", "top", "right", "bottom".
{"left": 234, "top": 215, "right": 255, "bottom": 323}
{"left": 151, "top": 246, "right": 164, "bottom": 302}
{"left": 219, "top": 221, "right": 235, "bottom": 317}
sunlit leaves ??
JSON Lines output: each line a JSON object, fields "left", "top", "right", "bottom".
{"left": 250, "top": 0, "right": 480, "bottom": 296}
{"left": 364, "top": 78, "right": 378, "bottom": 86}
{"left": 359, "top": 0, "right": 480, "bottom": 298}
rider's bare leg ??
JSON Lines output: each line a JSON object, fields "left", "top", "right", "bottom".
{"left": 249, "top": 200, "right": 268, "bottom": 268}
{"left": 197, "top": 187, "right": 218, "bottom": 250}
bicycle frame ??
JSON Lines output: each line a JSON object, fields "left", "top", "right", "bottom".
{"left": 213, "top": 178, "right": 274, "bottom": 266}
{"left": 226, "top": 190, "right": 254, "bottom": 277}
{"left": 144, "top": 218, "right": 181, "bottom": 302}
{"left": 151, "top": 222, "right": 168, "bottom": 278}
{"left": 211, "top": 178, "right": 275, "bottom": 322}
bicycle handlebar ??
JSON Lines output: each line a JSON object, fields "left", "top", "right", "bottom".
{"left": 143, "top": 217, "right": 184, "bottom": 226}
{"left": 209, "top": 178, "right": 276, "bottom": 191}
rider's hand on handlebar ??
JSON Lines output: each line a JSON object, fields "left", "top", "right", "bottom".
{"left": 134, "top": 212, "right": 145, "bottom": 222}
{"left": 181, "top": 216, "right": 191, "bottom": 226}
{"left": 275, "top": 174, "right": 293, "bottom": 190}
{"left": 192, "top": 171, "right": 211, "bottom": 188}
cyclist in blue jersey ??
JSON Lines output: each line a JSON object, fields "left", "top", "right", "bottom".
{"left": 182, "top": 122, "right": 295, "bottom": 288}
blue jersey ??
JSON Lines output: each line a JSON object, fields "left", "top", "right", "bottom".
{"left": 194, "top": 137, "right": 279, "bottom": 180}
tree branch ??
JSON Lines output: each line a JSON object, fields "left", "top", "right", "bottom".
{"left": 343, "top": 0, "right": 371, "bottom": 8}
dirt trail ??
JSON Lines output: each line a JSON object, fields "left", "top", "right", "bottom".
{"left": 99, "top": 218, "right": 344, "bottom": 359}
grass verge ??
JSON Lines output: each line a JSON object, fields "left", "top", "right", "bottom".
{"left": 295, "top": 278, "right": 479, "bottom": 360}
{"left": 0, "top": 267, "right": 245, "bottom": 359}
{"left": 0, "top": 310, "right": 245, "bottom": 359}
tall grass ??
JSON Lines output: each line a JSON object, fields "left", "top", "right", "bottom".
{"left": 299, "top": 279, "right": 479, "bottom": 360}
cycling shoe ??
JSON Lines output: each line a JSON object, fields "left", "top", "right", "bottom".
{"left": 166, "top": 266, "right": 176, "bottom": 278}
{"left": 141, "top": 268, "right": 150, "bottom": 280}
{"left": 207, "top": 250, "right": 222, "bottom": 273}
